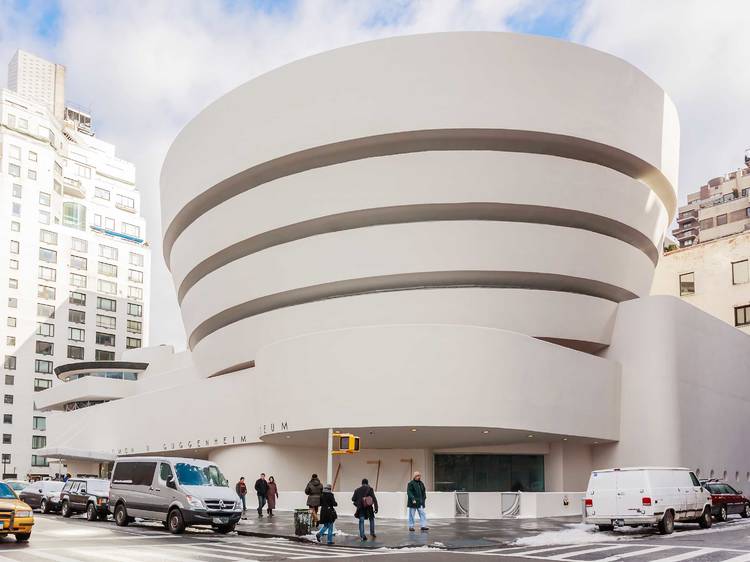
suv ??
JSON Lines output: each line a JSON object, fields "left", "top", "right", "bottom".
{"left": 60, "top": 478, "right": 110, "bottom": 521}
{"left": 702, "top": 480, "right": 750, "bottom": 521}
{"left": 109, "top": 457, "right": 241, "bottom": 534}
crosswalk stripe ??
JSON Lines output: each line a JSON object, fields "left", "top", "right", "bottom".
{"left": 168, "top": 543, "right": 268, "bottom": 559}
{"left": 209, "top": 541, "right": 333, "bottom": 556}
{"left": 593, "top": 546, "right": 689, "bottom": 562}
{"left": 550, "top": 544, "right": 637, "bottom": 559}
{"left": 511, "top": 545, "right": 620, "bottom": 556}
{"left": 241, "top": 540, "right": 371, "bottom": 553}
{"left": 25, "top": 552, "right": 84, "bottom": 562}
{"left": 70, "top": 549, "right": 147, "bottom": 562}
{"left": 110, "top": 549, "right": 206, "bottom": 562}
{"left": 718, "top": 553, "right": 750, "bottom": 562}
{"left": 638, "top": 548, "right": 720, "bottom": 562}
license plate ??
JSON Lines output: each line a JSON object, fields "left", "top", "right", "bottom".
{"left": 212, "top": 517, "right": 229, "bottom": 524}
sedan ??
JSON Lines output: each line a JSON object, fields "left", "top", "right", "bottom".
{"left": 19, "top": 481, "right": 64, "bottom": 513}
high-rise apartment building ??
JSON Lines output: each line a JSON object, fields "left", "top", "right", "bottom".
{"left": 8, "top": 50, "right": 65, "bottom": 121}
{"left": 0, "top": 51, "right": 150, "bottom": 478}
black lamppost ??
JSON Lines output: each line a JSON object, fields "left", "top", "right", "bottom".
{"left": 1, "top": 456, "right": 8, "bottom": 479}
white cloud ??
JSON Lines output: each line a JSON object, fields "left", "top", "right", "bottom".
{"left": 571, "top": 0, "right": 750, "bottom": 199}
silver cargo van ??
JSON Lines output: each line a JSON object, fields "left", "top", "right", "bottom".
{"left": 109, "top": 457, "right": 242, "bottom": 534}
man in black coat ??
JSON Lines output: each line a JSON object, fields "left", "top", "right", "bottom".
{"left": 254, "top": 473, "right": 268, "bottom": 517}
{"left": 352, "top": 478, "right": 378, "bottom": 541}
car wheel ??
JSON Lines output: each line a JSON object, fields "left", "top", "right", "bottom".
{"left": 699, "top": 507, "right": 713, "bottom": 529}
{"left": 215, "top": 524, "right": 236, "bottom": 534}
{"left": 597, "top": 524, "right": 614, "bottom": 532}
{"left": 40, "top": 499, "right": 49, "bottom": 514}
{"left": 86, "top": 503, "right": 98, "bottom": 522}
{"left": 658, "top": 511, "right": 675, "bottom": 535}
{"left": 14, "top": 533, "right": 31, "bottom": 542}
{"left": 167, "top": 508, "right": 185, "bottom": 534}
{"left": 61, "top": 500, "right": 72, "bottom": 518}
{"left": 742, "top": 504, "right": 750, "bottom": 519}
{"left": 114, "top": 503, "right": 129, "bottom": 527}
{"left": 718, "top": 505, "right": 728, "bottom": 522}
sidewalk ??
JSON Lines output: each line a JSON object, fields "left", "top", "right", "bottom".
{"left": 236, "top": 511, "right": 580, "bottom": 549}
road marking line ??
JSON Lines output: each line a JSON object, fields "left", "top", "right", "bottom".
{"left": 593, "top": 546, "right": 702, "bottom": 562}
{"left": 208, "top": 541, "right": 340, "bottom": 556}
{"left": 109, "top": 549, "right": 208, "bottom": 562}
{"left": 550, "top": 545, "right": 640, "bottom": 559}
{"left": 512, "top": 545, "right": 625, "bottom": 556}
{"left": 25, "top": 551, "right": 84, "bottom": 562}
{"left": 69, "top": 549, "right": 144, "bottom": 562}
{"left": 170, "top": 543, "right": 274, "bottom": 558}
{"left": 718, "top": 553, "right": 750, "bottom": 562}
{"left": 638, "top": 548, "right": 720, "bottom": 562}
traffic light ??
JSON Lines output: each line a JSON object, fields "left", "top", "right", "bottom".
{"left": 332, "top": 432, "right": 360, "bottom": 454}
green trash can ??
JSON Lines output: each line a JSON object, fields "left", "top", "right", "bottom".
{"left": 294, "top": 508, "right": 312, "bottom": 536}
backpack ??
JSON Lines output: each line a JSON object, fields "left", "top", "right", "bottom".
{"left": 361, "top": 488, "right": 374, "bottom": 509}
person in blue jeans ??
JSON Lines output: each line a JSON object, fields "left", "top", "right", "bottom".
{"left": 316, "top": 484, "right": 338, "bottom": 545}
{"left": 407, "top": 472, "right": 429, "bottom": 532}
{"left": 352, "top": 478, "right": 378, "bottom": 541}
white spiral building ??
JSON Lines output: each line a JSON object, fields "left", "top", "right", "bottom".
{"left": 41, "top": 33, "right": 750, "bottom": 503}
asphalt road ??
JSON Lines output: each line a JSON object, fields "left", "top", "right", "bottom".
{"left": 1, "top": 514, "right": 750, "bottom": 561}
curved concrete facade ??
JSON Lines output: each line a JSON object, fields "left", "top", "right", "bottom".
{"left": 161, "top": 32, "right": 678, "bottom": 383}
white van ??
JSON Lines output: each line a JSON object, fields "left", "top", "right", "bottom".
{"left": 584, "top": 467, "right": 712, "bottom": 534}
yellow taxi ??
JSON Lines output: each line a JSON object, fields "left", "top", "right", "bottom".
{"left": 0, "top": 481, "right": 33, "bottom": 542}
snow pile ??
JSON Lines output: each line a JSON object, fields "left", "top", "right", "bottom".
{"left": 513, "top": 523, "right": 648, "bottom": 547}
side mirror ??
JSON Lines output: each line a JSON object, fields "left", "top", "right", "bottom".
{"left": 80, "top": 488, "right": 87, "bottom": 495}
{"left": 166, "top": 475, "right": 176, "bottom": 489}
{"left": 738, "top": 490, "right": 744, "bottom": 495}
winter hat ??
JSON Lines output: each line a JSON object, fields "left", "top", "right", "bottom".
{"left": 323, "top": 484, "right": 332, "bottom": 491}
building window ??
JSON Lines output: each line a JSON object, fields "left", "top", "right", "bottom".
{"left": 33, "top": 417, "right": 46, "bottom": 431}
{"left": 67, "top": 346, "right": 84, "bottom": 360}
{"left": 2, "top": 434, "right": 11, "bottom": 445}
{"left": 3, "top": 376, "right": 12, "bottom": 386}
{"left": 6, "top": 336, "right": 14, "bottom": 347}
{"left": 99, "top": 245, "right": 118, "bottom": 260}
{"left": 117, "top": 195, "right": 135, "bottom": 209}
{"left": 732, "top": 260, "right": 750, "bottom": 285}
{"left": 434, "top": 453, "right": 545, "bottom": 492}
{"left": 94, "top": 187, "right": 110, "bottom": 200}
{"left": 71, "top": 238, "right": 88, "bottom": 252}
{"left": 717, "top": 214, "right": 728, "bottom": 226}
{"left": 28, "top": 151, "right": 37, "bottom": 162}
{"left": 6, "top": 318, "right": 16, "bottom": 328}
{"left": 39, "top": 247, "right": 57, "bottom": 263}
{"left": 18, "top": 118, "right": 27, "bottom": 130}
{"left": 70, "top": 273, "right": 87, "bottom": 289}
{"left": 33, "top": 379, "right": 52, "bottom": 392}
{"left": 679, "top": 272, "right": 695, "bottom": 296}
{"left": 128, "top": 269, "right": 143, "bottom": 283}
{"left": 127, "top": 303, "right": 142, "bottom": 317}
{"left": 69, "top": 309, "right": 86, "bottom": 324}
{"left": 97, "top": 297, "right": 116, "bottom": 312}
{"left": 70, "top": 255, "right": 87, "bottom": 270}
{"left": 129, "top": 252, "right": 144, "bottom": 267}
{"left": 105, "top": 217, "right": 115, "bottom": 230}
{"left": 9, "top": 240, "right": 19, "bottom": 255}
{"left": 38, "top": 285, "right": 56, "bottom": 300}
{"left": 27, "top": 169, "right": 37, "bottom": 181}
{"left": 126, "top": 337, "right": 142, "bottom": 349}
{"left": 31, "top": 455, "right": 48, "bottom": 467}
{"left": 96, "top": 315, "right": 116, "bottom": 330}
{"left": 735, "top": 305, "right": 750, "bottom": 327}
{"left": 4, "top": 356, "right": 16, "bottom": 370}
{"left": 95, "top": 350, "right": 115, "bottom": 361}
{"left": 39, "top": 210, "right": 50, "bottom": 225}
{"left": 98, "top": 262, "right": 117, "bottom": 277}
{"left": 7, "top": 298, "right": 16, "bottom": 309}
{"left": 62, "top": 202, "right": 87, "bottom": 230}
{"left": 97, "top": 279, "right": 117, "bottom": 295}
{"left": 32, "top": 435, "right": 46, "bottom": 449}
{"left": 68, "top": 328, "right": 85, "bottom": 342}
{"left": 9, "top": 259, "right": 18, "bottom": 270}
{"left": 69, "top": 291, "right": 86, "bottom": 306}
{"left": 3, "top": 415, "right": 11, "bottom": 424}
{"left": 96, "top": 332, "right": 115, "bottom": 347}
{"left": 4, "top": 395, "right": 13, "bottom": 405}
{"left": 40, "top": 229, "right": 57, "bottom": 245}
{"left": 11, "top": 184, "right": 22, "bottom": 198}
{"left": 37, "top": 323, "right": 54, "bottom": 337}
{"left": 8, "top": 163, "right": 20, "bottom": 177}
{"left": 39, "top": 192, "right": 50, "bottom": 207}
{"left": 35, "top": 360, "right": 53, "bottom": 374}
{"left": 35, "top": 341, "right": 53, "bottom": 356}
{"left": 127, "top": 320, "right": 142, "bottom": 334}
{"left": 10, "top": 221, "right": 20, "bottom": 232}
{"left": 122, "top": 223, "right": 140, "bottom": 237}
{"left": 128, "top": 286, "right": 143, "bottom": 301}
{"left": 38, "top": 266, "right": 56, "bottom": 281}
{"left": 8, "top": 279, "right": 17, "bottom": 289}
{"left": 8, "top": 145, "right": 20, "bottom": 160}
{"left": 37, "top": 303, "right": 55, "bottom": 318}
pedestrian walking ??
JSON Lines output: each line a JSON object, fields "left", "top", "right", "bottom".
{"left": 407, "top": 471, "right": 429, "bottom": 532}
{"left": 235, "top": 476, "right": 248, "bottom": 514}
{"left": 315, "top": 484, "right": 337, "bottom": 545}
{"left": 254, "top": 473, "right": 269, "bottom": 517}
{"left": 266, "top": 476, "right": 278, "bottom": 516}
{"left": 305, "top": 473, "right": 323, "bottom": 526}
{"left": 352, "top": 478, "right": 378, "bottom": 541}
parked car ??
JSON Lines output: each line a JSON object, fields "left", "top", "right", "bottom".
{"left": 60, "top": 478, "right": 110, "bottom": 521}
{"left": 5, "top": 480, "right": 29, "bottom": 493}
{"left": 701, "top": 480, "right": 750, "bottom": 521}
{"left": 19, "top": 480, "right": 64, "bottom": 513}
{"left": 109, "top": 457, "right": 242, "bottom": 534}
{"left": 0, "top": 481, "right": 34, "bottom": 541}
{"left": 584, "top": 467, "right": 712, "bottom": 534}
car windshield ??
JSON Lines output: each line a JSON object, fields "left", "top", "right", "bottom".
{"left": 0, "top": 483, "right": 17, "bottom": 499}
{"left": 175, "top": 463, "right": 228, "bottom": 487}
{"left": 8, "top": 482, "right": 26, "bottom": 491}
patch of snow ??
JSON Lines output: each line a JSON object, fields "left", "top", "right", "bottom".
{"left": 513, "top": 523, "right": 649, "bottom": 547}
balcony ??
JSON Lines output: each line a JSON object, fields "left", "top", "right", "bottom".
{"left": 34, "top": 377, "right": 137, "bottom": 412}
{"left": 62, "top": 178, "right": 85, "bottom": 199}
{"left": 673, "top": 228, "right": 698, "bottom": 241}
{"left": 676, "top": 210, "right": 698, "bottom": 224}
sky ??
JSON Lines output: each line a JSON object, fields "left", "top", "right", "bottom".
{"left": 0, "top": 0, "right": 747, "bottom": 349}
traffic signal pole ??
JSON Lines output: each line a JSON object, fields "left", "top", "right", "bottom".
{"left": 326, "top": 428, "right": 333, "bottom": 487}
